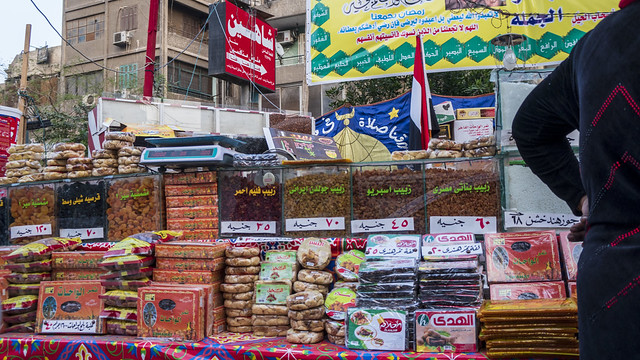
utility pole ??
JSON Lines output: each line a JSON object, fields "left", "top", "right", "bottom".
{"left": 17, "top": 24, "right": 31, "bottom": 145}
{"left": 143, "top": 0, "right": 160, "bottom": 98}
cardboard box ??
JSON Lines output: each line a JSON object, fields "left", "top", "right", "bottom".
{"left": 213, "top": 306, "right": 225, "bottom": 322}
{"left": 153, "top": 269, "right": 223, "bottom": 284}
{"left": 37, "top": 280, "right": 105, "bottom": 334}
{"left": 568, "top": 281, "right": 577, "bottom": 298}
{"left": 149, "top": 283, "right": 215, "bottom": 338}
{"left": 177, "top": 229, "right": 220, "bottom": 241}
{"left": 558, "top": 231, "right": 581, "bottom": 281}
{"left": 156, "top": 257, "right": 225, "bottom": 272}
{"left": 165, "top": 184, "right": 217, "bottom": 197}
{"left": 166, "top": 218, "right": 219, "bottom": 231}
{"left": 346, "top": 308, "right": 407, "bottom": 351}
{"left": 138, "top": 286, "right": 205, "bottom": 341}
{"left": 52, "top": 269, "right": 108, "bottom": 281}
{"left": 489, "top": 281, "right": 567, "bottom": 300}
{"left": 213, "top": 318, "right": 226, "bottom": 334}
{"left": 52, "top": 252, "right": 106, "bottom": 270}
{"left": 415, "top": 309, "right": 478, "bottom": 353}
{"left": 484, "top": 231, "right": 562, "bottom": 283}
{"left": 155, "top": 242, "right": 227, "bottom": 260}
{"left": 164, "top": 171, "right": 217, "bottom": 185}
{"left": 452, "top": 119, "right": 494, "bottom": 143}
{"left": 438, "top": 123, "right": 453, "bottom": 140}
{"left": 165, "top": 195, "right": 218, "bottom": 208}
{"left": 166, "top": 206, "right": 219, "bottom": 220}
{"left": 456, "top": 107, "right": 495, "bottom": 120}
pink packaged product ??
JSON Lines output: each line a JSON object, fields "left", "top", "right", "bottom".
{"left": 415, "top": 309, "right": 478, "bottom": 353}
{"left": 489, "top": 281, "right": 567, "bottom": 300}
{"left": 558, "top": 231, "right": 582, "bottom": 281}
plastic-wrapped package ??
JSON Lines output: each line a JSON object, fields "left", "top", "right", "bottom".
{"left": 419, "top": 272, "right": 482, "bottom": 281}
{"left": 100, "top": 255, "right": 155, "bottom": 271}
{"left": 418, "top": 260, "right": 479, "bottom": 274}
{"left": 346, "top": 307, "right": 409, "bottom": 351}
{"left": 489, "top": 281, "right": 567, "bottom": 300}
{"left": 357, "top": 282, "right": 416, "bottom": 293}
{"left": 7, "top": 283, "right": 40, "bottom": 296}
{"left": 358, "top": 258, "right": 418, "bottom": 284}
{"left": 335, "top": 250, "right": 365, "bottom": 281}
{"left": 100, "top": 267, "right": 153, "bottom": 280}
{"left": 355, "top": 297, "right": 418, "bottom": 307}
{"left": 357, "top": 290, "right": 416, "bottom": 299}
{"left": 5, "top": 237, "right": 82, "bottom": 263}
{"left": 99, "top": 290, "right": 139, "bottom": 308}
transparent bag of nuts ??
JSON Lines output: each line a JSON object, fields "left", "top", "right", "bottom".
{"left": 106, "top": 174, "right": 162, "bottom": 241}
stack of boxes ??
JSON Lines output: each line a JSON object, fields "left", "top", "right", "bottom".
{"left": 164, "top": 171, "right": 219, "bottom": 241}
{"left": 152, "top": 241, "right": 228, "bottom": 336}
{"left": 558, "top": 231, "right": 580, "bottom": 298}
{"left": 52, "top": 251, "right": 108, "bottom": 281}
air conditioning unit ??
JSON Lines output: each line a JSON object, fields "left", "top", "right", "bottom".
{"left": 113, "top": 31, "right": 130, "bottom": 47}
{"left": 276, "top": 30, "right": 294, "bottom": 45}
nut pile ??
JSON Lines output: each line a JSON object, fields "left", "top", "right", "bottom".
{"left": 106, "top": 176, "right": 160, "bottom": 241}
{"left": 9, "top": 184, "right": 56, "bottom": 244}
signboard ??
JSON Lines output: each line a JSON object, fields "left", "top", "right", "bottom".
{"left": 264, "top": 128, "right": 341, "bottom": 160}
{"left": 306, "top": 0, "right": 618, "bottom": 84}
{"left": 209, "top": 1, "right": 276, "bottom": 92}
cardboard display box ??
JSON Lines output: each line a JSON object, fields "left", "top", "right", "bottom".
{"left": 36, "top": 280, "right": 105, "bottom": 334}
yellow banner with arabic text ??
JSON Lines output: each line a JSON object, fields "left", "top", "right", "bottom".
{"left": 306, "top": 0, "right": 619, "bottom": 84}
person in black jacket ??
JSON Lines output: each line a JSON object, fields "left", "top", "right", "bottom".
{"left": 512, "top": 1, "right": 640, "bottom": 358}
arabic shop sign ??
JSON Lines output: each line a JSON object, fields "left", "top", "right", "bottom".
{"left": 306, "top": 0, "right": 618, "bottom": 84}
{"left": 504, "top": 211, "right": 580, "bottom": 229}
{"left": 209, "top": 1, "right": 275, "bottom": 92}
{"left": 429, "top": 216, "right": 497, "bottom": 234}
{"left": 422, "top": 243, "right": 483, "bottom": 258}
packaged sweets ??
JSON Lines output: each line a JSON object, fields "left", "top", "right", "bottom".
{"left": 490, "top": 282, "right": 567, "bottom": 300}
{"left": 51, "top": 252, "right": 106, "bottom": 270}
{"left": 100, "top": 307, "right": 138, "bottom": 321}
{"left": 37, "top": 280, "right": 106, "bottom": 334}
{"left": 335, "top": 250, "right": 365, "bottom": 282}
{"left": 5, "top": 237, "right": 82, "bottom": 263}
{"left": 558, "top": 231, "right": 581, "bottom": 281}
{"left": 358, "top": 258, "right": 417, "bottom": 284}
{"left": 4, "top": 310, "right": 37, "bottom": 324}
{"left": 52, "top": 269, "right": 108, "bottom": 281}
{"left": 297, "top": 238, "right": 331, "bottom": 270}
{"left": 415, "top": 309, "right": 478, "bottom": 353}
{"left": 101, "top": 278, "right": 152, "bottom": 291}
{"left": 484, "top": 231, "right": 562, "bottom": 283}
{"left": 137, "top": 287, "right": 205, "bottom": 342}
{"left": 5, "top": 259, "right": 53, "bottom": 273}
{"left": 325, "top": 288, "right": 356, "bottom": 321}
{"left": 155, "top": 242, "right": 227, "bottom": 259}
{"left": 2, "top": 294, "right": 39, "bottom": 315}
{"left": 100, "top": 267, "right": 154, "bottom": 280}
{"left": 346, "top": 308, "right": 407, "bottom": 351}
{"left": 259, "top": 262, "right": 296, "bottom": 282}
{"left": 100, "top": 255, "right": 155, "bottom": 271}
{"left": 100, "top": 290, "right": 139, "bottom": 308}
{"left": 153, "top": 269, "right": 223, "bottom": 284}
{"left": 106, "top": 319, "right": 137, "bottom": 336}
{"left": 287, "top": 290, "right": 324, "bottom": 311}
{"left": 6, "top": 272, "right": 51, "bottom": 284}
{"left": 8, "top": 283, "right": 40, "bottom": 296}
{"left": 103, "top": 238, "right": 154, "bottom": 258}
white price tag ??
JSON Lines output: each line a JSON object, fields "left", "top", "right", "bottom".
{"left": 10, "top": 224, "right": 52, "bottom": 239}
{"left": 221, "top": 221, "right": 277, "bottom": 234}
{"left": 351, "top": 218, "right": 415, "bottom": 233}
{"left": 60, "top": 228, "right": 104, "bottom": 240}
{"left": 41, "top": 319, "right": 97, "bottom": 334}
{"left": 504, "top": 211, "right": 580, "bottom": 229}
{"left": 422, "top": 243, "right": 484, "bottom": 258}
{"left": 285, "top": 217, "right": 345, "bottom": 231}
{"left": 429, "top": 216, "right": 497, "bottom": 234}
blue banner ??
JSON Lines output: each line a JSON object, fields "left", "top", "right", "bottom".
{"left": 315, "top": 92, "right": 495, "bottom": 162}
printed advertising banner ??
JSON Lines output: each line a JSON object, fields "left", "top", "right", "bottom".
{"left": 306, "top": 0, "right": 619, "bottom": 84}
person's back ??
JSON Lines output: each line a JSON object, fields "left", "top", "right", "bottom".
{"left": 513, "top": 2, "right": 640, "bottom": 359}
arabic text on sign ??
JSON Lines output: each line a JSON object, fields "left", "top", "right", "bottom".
{"left": 351, "top": 217, "right": 414, "bottom": 233}
{"left": 221, "top": 221, "right": 277, "bottom": 234}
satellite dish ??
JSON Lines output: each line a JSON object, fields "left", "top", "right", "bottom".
{"left": 275, "top": 42, "right": 285, "bottom": 58}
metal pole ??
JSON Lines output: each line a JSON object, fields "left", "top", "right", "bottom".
{"left": 143, "top": 0, "right": 160, "bottom": 98}
{"left": 17, "top": 24, "right": 32, "bottom": 145}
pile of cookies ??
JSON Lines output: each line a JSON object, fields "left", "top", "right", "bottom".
{"left": 286, "top": 290, "right": 325, "bottom": 344}
{"left": 293, "top": 238, "right": 333, "bottom": 296}
{"left": 118, "top": 146, "right": 145, "bottom": 174}
{"left": 92, "top": 149, "right": 118, "bottom": 176}
{"left": 3, "top": 143, "right": 45, "bottom": 183}
{"left": 44, "top": 143, "right": 87, "bottom": 180}
{"left": 221, "top": 246, "right": 260, "bottom": 333}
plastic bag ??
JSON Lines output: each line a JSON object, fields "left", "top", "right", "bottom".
{"left": 100, "top": 306, "right": 138, "bottom": 321}
{"left": 6, "top": 272, "right": 51, "bottom": 284}
{"left": 99, "top": 290, "right": 138, "bottom": 308}
{"left": 4, "top": 237, "right": 82, "bottom": 263}
{"left": 100, "top": 255, "right": 154, "bottom": 271}
{"left": 2, "top": 295, "right": 38, "bottom": 315}
{"left": 5, "top": 259, "right": 52, "bottom": 273}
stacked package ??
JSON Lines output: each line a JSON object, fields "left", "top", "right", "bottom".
{"left": 252, "top": 250, "right": 298, "bottom": 337}
{"left": 52, "top": 251, "right": 108, "bottom": 281}
{"left": 4, "top": 143, "right": 45, "bottom": 183}
{"left": 1, "top": 237, "right": 82, "bottom": 332}
{"left": 98, "top": 231, "right": 176, "bottom": 335}
{"left": 323, "top": 249, "right": 364, "bottom": 345}
{"left": 44, "top": 143, "right": 87, "bottom": 180}
{"left": 138, "top": 284, "right": 206, "bottom": 341}
{"left": 463, "top": 135, "right": 497, "bottom": 158}
{"left": 101, "top": 132, "right": 146, "bottom": 175}
{"left": 478, "top": 298, "right": 579, "bottom": 358}
{"left": 427, "top": 138, "right": 464, "bottom": 159}
{"left": 91, "top": 149, "right": 118, "bottom": 176}
{"left": 164, "top": 171, "right": 219, "bottom": 241}
{"left": 222, "top": 246, "right": 259, "bottom": 333}
{"left": 153, "top": 241, "right": 227, "bottom": 336}
{"left": 118, "top": 146, "right": 145, "bottom": 174}
{"left": 558, "top": 231, "right": 581, "bottom": 299}
{"left": 418, "top": 260, "right": 483, "bottom": 307}
{"left": 485, "top": 231, "right": 565, "bottom": 300}
{"left": 233, "top": 153, "right": 280, "bottom": 167}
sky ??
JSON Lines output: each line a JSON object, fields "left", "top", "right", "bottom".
{"left": 0, "top": 1, "right": 63, "bottom": 83}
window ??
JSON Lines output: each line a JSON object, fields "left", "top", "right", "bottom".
{"left": 65, "top": 71, "right": 103, "bottom": 96}
{"left": 121, "top": 6, "right": 138, "bottom": 31}
{"left": 66, "top": 14, "right": 104, "bottom": 45}
{"left": 119, "top": 63, "right": 138, "bottom": 90}
{"left": 167, "top": 60, "right": 213, "bottom": 100}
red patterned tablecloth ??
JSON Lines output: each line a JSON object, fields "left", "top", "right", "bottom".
{"left": 0, "top": 332, "right": 490, "bottom": 360}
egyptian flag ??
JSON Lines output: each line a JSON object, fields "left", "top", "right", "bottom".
{"left": 409, "top": 35, "right": 439, "bottom": 150}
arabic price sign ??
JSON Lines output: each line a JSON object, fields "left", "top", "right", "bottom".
{"left": 285, "top": 217, "right": 345, "bottom": 232}
{"left": 59, "top": 228, "right": 105, "bottom": 241}
{"left": 429, "top": 216, "right": 497, "bottom": 234}
{"left": 307, "top": 0, "right": 619, "bottom": 84}
{"left": 11, "top": 223, "right": 52, "bottom": 239}
{"left": 422, "top": 243, "right": 483, "bottom": 258}
{"left": 221, "top": 221, "right": 277, "bottom": 234}
{"left": 209, "top": 1, "right": 275, "bottom": 92}
{"left": 504, "top": 211, "right": 580, "bottom": 229}
{"left": 351, "top": 217, "right": 414, "bottom": 233}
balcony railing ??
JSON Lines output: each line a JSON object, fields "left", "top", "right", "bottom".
{"left": 277, "top": 55, "right": 304, "bottom": 67}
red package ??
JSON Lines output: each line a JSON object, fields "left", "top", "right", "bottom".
{"left": 100, "top": 255, "right": 155, "bottom": 271}
{"left": 101, "top": 278, "right": 152, "bottom": 291}
{"left": 164, "top": 171, "right": 217, "bottom": 185}
{"left": 166, "top": 206, "right": 219, "bottom": 220}
{"left": 6, "top": 272, "right": 51, "bottom": 284}
{"left": 76, "top": 242, "right": 116, "bottom": 251}
{"left": 558, "top": 231, "right": 581, "bottom": 281}
{"left": 4, "top": 237, "right": 82, "bottom": 263}
{"left": 484, "top": 231, "right": 562, "bottom": 283}
{"left": 100, "top": 307, "right": 138, "bottom": 321}
{"left": 2, "top": 295, "right": 38, "bottom": 315}
{"left": 100, "top": 267, "right": 154, "bottom": 280}
{"left": 165, "top": 184, "right": 217, "bottom": 197}
{"left": 165, "top": 195, "right": 218, "bottom": 209}
{"left": 8, "top": 283, "right": 40, "bottom": 297}
{"left": 5, "top": 259, "right": 52, "bottom": 273}
{"left": 490, "top": 281, "right": 567, "bottom": 300}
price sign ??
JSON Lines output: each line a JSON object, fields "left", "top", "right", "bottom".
{"left": 221, "top": 221, "right": 277, "bottom": 234}
{"left": 285, "top": 217, "right": 345, "bottom": 231}
{"left": 504, "top": 211, "right": 580, "bottom": 229}
{"left": 10, "top": 224, "right": 52, "bottom": 239}
{"left": 429, "top": 216, "right": 497, "bottom": 234}
{"left": 59, "top": 228, "right": 105, "bottom": 240}
{"left": 421, "top": 243, "right": 484, "bottom": 258}
{"left": 351, "top": 218, "right": 415, "bottom": 233}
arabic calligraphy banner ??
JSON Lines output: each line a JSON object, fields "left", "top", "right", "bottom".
{"left": 306, "top": 0, "right": 619, "bottom": 84}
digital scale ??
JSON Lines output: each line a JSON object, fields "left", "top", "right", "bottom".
{"left": 139, "top": 135, "right": 242, "bottom": 171}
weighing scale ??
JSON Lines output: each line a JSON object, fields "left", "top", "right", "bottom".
{"left": 140, "top": 135, "right": 242, "bottom": 172}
